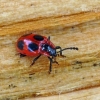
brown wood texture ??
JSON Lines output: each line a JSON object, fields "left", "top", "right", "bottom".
{"left": 0, "top": 0, "right": 100, "bottom": 100}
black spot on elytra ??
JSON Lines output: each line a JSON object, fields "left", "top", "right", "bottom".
{"left": 17, "top": 40, "right": 24, "bottom": 50}
{"left": 34, "top": 35, "right": 44, "bottom": 41}
{"left": 28, "top": 43, "right": 38, "bottom": 52}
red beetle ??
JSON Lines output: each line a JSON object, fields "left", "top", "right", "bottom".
{"left": 16, "top": 33, "right": 78, "bottom": 73}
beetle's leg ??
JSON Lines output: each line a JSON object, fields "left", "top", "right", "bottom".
{"left": 53, "top": 57, "right": 59, "bottom": 65}
{"left": 55, "top": 46, "right": 66, "bottom": 57}
{"left": 20, "top": 53, "right": 26, "bottom": 58}
{"left": 48, "top": 56, "right": 59, "bottom": 73}
{"left": 48, "top": 57, "right": 52, "bottom": 73}
{"left": 30, "top": 54, "right": 41, "bottom": 66}
{"left": 48, "top": 36, "right": 50, "bottom": 40}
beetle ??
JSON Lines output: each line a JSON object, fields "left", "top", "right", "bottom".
{"left": 16, "top": 33, "right": 78, "bottom": 73}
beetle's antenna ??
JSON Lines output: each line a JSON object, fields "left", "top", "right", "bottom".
{"left": 57, "top": 47, "right": 78, "bottom": 53}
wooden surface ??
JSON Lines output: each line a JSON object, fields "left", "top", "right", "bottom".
{"left": 0, "top": 0, "right": 100, "bottom": 100}
{"left": 25, "top": 86, "right": 100, "bottom": 100}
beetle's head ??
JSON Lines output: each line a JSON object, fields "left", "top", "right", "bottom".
{"left": 41, "top": 44, "right": 56, "bottom": 57}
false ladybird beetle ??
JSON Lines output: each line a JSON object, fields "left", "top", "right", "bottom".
{"left": 16, "top": 33, "right": 78, "bottom": 73}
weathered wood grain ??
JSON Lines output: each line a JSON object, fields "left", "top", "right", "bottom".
{"left": 0, "top": 0, "right": 100, "bottom": 26}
